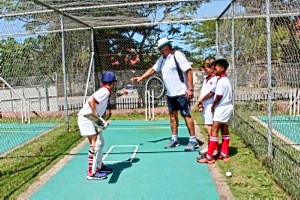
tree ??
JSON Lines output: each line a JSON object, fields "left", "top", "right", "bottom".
{"left": 181, "top": 20, "right": 216, "bottom": 60}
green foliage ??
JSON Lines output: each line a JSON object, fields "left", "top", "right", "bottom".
{"left": 181, "top": 20, "right": 216, "bottom": 59}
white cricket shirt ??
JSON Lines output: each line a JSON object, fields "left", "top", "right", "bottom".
{"left": 200, "top": 75, "right": 218, "bottom": 107}
{"left": 78, "top": 87, "right": 110, "bottom": 116}
{"left": 152, "top": 51, "right": 191, "bottom": 97}
{"left": 214, "top": 75, "right": 232, "bottom": 107}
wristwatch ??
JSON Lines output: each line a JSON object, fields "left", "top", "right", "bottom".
{"left": 188, "top": 88, "right": 194, "bottom": 91}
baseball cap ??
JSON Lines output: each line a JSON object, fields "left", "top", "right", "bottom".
{"left": 157, "top": 38, "right": 173, "bottom": 49}
{"left": 101, "top": 71, "right": 117, "bottom": 83}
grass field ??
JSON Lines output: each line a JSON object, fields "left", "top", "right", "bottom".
{"left": 0, "top": 111, "right": 292, "bottom": 199}
{"left": 0, "top": 115, "right": 83, "bottom": 199}
{"left": 193, "top": 111, "right": 290, "bottom": 199}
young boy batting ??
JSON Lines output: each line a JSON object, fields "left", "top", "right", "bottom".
{"left": 196, "top": 56, "right": 219, "bottom": 157}
{"left": 198, "top": 59, "right": 233, "bottom": 164}
{"left": 78, "top": 71, "right": 117, "bottom": 180}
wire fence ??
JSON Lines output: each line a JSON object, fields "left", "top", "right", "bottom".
{"left": 217, "top": 0, "right": 300, "bottom": 197}
{"left": 1, "top": 0, "right": 300, "bottom": 198}
{"left": 0, "top": 1, "right": 202, "bottom": 163}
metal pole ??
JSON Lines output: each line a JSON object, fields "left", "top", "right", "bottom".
{"left": 216, "top": 20, "right": 220, "bottom": 57}
{"left": 21, "top": 99, "right": 24, "bottom": 124}
{"left": 45, "top": 84, "right": 50, "bottom": 111}
{"left": 266, "top": 0, "right": 273, "bottom": 157}
{"left": 231, "top": 2, "right": 235, "bottom": 128}
{"left": 145, "top": 90, "right": 148, "bottom": 120}
{"left": 83, "top": 51, "right": 95, "bottom": 104}
{"left": 91, "top": 28, "right": 96, "bottom": 92}
{"left": 60, "top": 15, "right": 69, "bottom": 130}
{"left": 148, "top": 91, "right": 151, "bottom": 120}
{"left": 27, "top": 100, "right": 31, "bottom": 124}
{"left": 152, "top": 90, "right": 155, "bottom": 120}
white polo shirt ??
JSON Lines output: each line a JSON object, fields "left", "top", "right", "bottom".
{"left": 214, "top": 75, "right": 232, "bottom": 107}
{"left": 78, "top": 87, "right": 110, "bottom": 117}
{"left": 200, "top": 75, "right": 218, "bottom": 107}
{"left": 152, "top": 51, "right": 191, "bottom": 97}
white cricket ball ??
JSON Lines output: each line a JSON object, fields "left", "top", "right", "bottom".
{"left": 226, "top": 171, "right": 232, "bottom": 177}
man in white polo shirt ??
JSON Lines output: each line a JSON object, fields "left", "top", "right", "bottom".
{"left": 131, "top": 38, "right": 199, "bottom": 151}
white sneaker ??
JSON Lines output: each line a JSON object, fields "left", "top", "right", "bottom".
{"left": 213, "top": 150, "right": 219, "bottom": 157}
{"left": 199, "top": 148, "right": 219, "bottom": 156}
{"left": 200, "top": 148, "right": 208, "bottom": 155}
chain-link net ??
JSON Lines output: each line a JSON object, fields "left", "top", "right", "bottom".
{"left": 217, "top": 0, "right": 300, "bottom": 197}
{"left": 0, "top": 6, "right": 92, "bottom": 198}
{"left": 0, "top": 1, "right": 208, "bottom": 197}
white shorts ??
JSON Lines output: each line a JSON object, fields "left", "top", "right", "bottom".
{"left": 213, "top": 104, "right": 233, "bottom": 123}
{"left": 202, "top": 104, "right": 213, "bottom": 125}
{"left": 78, "top": 115, "right": 98, "bottom": 136}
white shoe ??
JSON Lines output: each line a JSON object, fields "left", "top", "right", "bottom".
{"left": 200, "top": 148, "right": 208, "bottom": 155}
{"left": 213, "top": 150, "right": 219, "bottom": 157}
{"left": 199, "top": 148, "right": 219, "bottom": 156}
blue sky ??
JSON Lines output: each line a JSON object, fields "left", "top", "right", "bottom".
{"left": 0, "top": 0, "right": 231, "bottom": 49}
{"left": 197, "top": 0, "right": 231, "bottom": 18}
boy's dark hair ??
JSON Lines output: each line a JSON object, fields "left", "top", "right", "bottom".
{"left": 202, "top": 56, "right": 215, "bottom": 68}
{"left": 212, "top": 58, "right": 229, "bottom": 71}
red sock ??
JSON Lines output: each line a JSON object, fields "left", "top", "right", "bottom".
{"left": 207, "top": 136, "right": 218, "bottom": 157}
{"left": 215, "top": 141, "right": 219, "bottom": 151}
{"left": 221, "top": 135, "right": 230, "bottom": 155}
{"left": 87, "top": 152, "right": 94, "bottom": 175}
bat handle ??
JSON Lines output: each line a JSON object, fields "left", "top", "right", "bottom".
{"left": 99, "top": 116, "right": 109, "bottom": 129}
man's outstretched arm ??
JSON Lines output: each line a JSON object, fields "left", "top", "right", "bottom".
{"left": 131, "top": 68, "right": 155, "bottom": 83}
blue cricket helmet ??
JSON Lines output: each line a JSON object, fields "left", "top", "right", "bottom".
{"left": 101, "top": 71, "right": 117, "bottom": 83}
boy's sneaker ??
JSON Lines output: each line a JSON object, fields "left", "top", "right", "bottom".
{"left": 199, "top": 147, "right": 208, "bottom": 155}
{"left": 213, "top": 150, "right": 219, "bottom": 157}
{"left": 184, "top": 141, "right": 198, "bottom": 151}
{"left": 199, "top": 149, "right": 219, "bottom": 157}
{"left": 99, "top": 165, "right": 113, "bottom": 174}
{"left": 197, "top": 155, "right": 215, "bottom": 164}
{"left": 165, "top": 139, "right": 180, "bottom": 149}
{"left": 218, "top": 153, "right": 230, "bottom": 162}
{"left": 86, "top": 172, "right": 107, "bottom": 180}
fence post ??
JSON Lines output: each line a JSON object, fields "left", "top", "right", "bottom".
{"left": 215, "top": 20, "right": 220, "bottom": 57}
{"left": 231, "top": 1, "right": 235, "bottom": 128}
{"left": 45, "top": 83, "right": 50, "bottom": 111}
{"left": 91, "top": 28, "right": 96, "bottom": 93}
{"left": 60, "top": 14, "right": 69, "bottom": 131}
{"left": 266, "top": 0, "right": 273, "bottom": 158}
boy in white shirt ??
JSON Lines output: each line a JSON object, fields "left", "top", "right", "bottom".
{"left": 196, "top": 57, "right": 219, "bottom": 157}
{"left": 198, "top": 59, "right": 233, "bottom": 164}
{"left": 78, "top": 71, "right": 117, "bottom": 180}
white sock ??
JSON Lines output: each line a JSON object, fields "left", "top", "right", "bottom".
{"left": 189, "top": 136, "right": 196, "bottom": 142}
{"left": 171, "top": 135, "right": 178, "bottom": 141}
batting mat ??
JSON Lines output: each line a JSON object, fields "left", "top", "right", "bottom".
{"left": 30, "top": 120, "right": 219, "bottom": 200}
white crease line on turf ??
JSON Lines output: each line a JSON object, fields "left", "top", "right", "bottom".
{"left": 103, "top": 145, "right": 139, "bottom": 163}
{"left": 130, "top": 145, "right": 139, "bottom": 162}
{"left": 102, "top": 145, "right": 114, "bottom": 161}
{"left": 0, "top": 131, "right": 47, "bottom": 133}
{"left": 106, "top": 127, "right": 186, "bottom": 130}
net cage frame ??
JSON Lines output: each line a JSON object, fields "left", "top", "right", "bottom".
{"left": 0, "top": 0, "right": 221, "bottom": 38}
{"left": 0, "top": 0, "right": 221, "bottom": 126}
{"left": 1, "top": 1, "right": 300, "bottom": 197}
